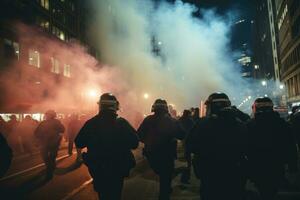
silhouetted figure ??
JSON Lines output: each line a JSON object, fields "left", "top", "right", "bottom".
{"left": 192, "top": 107, "right": 200, "bottom": 122}
{"left": 34, "top": 110, "right": 65, "bottom": 180}
{"left": 17, "top": 115, "right": 38, "bottom": 154}
{"left": 231, "top": 106, "right": 250, "bottom": 123}
{"left": 178, "top": 110, "right": 194, "bottom": 184}
{"left": 67, "top": 114, "right": 82, "bottom": 160}
{"left": 6, "top": 115, "right": 19, "bottom": 153}
{"left": 0, "top": 132, "right": 12, "bottom": 178}
{"left": 246, "top": 97, "right": 298, "bottom": 200}
{"left": 289, "top": 105, "right": 300, "bottom": 147}
{"left": 138, "top": 99, "right": 184, "bottom": 200}
{"left": 186, "top": 93, "right": 246, "bottom": 200}
{"left": 0, "top": 116, "right": 7, "bottom": 135}
{"left": 75, "top": 93, "right": 139, "bottom": 200}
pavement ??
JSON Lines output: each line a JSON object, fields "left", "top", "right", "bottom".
{"left": 1, "top": 143, "right": 300, "bottom": 200}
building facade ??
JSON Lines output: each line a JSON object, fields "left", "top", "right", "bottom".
{"left": 253, "top": 0, "right": 279, "bottom": 81}
{"left": 276, "top": 0, "right": 300, "bottom": 106}
{"left": 0, "top": 0, "right": 98, "bottom": 120}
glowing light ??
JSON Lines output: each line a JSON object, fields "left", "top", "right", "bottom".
{"left": 158, "top": 41, "right": 162, "bottom": 45}
{"left": 88, "top": 89, "right": 98, "bottom": 98}
{"left": 279, "top": 84, "right": 284, "bottom": 89}
{"left": 261, "top": 80, "right": 267, "bottom": 86}
{"left": 143, "top": 93, "right": 149, "bottom": 99}
{"left": 254, "top": 65, "right": 259, "bottom": 69}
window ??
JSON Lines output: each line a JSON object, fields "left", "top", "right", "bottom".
{"left": 63, "top": 64, "right": 71, "bottom": 77}
{"left": 52, "top": 26, "right": 65, "bottom": 41}
{"left": 28, "top": 49, "right": 40, "bottom": 68}
{"left": 4, "top": 39, "right": 19, "bottom": 60}
{"left": 36, "top": 16, "right": 49, "bottom": 31}
{"left": 40, "top": 0, "right": 49, "bottom": 10}
{"left": 51, "top": 57, "right": 60, "bottom": 74}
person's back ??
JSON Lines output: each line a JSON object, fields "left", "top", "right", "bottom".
{"left": 35, "top": 118, "right": 65, "bottom": 146}
{"left": 246, "top": 97, "right": 298, "bottom": 200}
{"left": 0, "top": 132, "right": 12, "bottom": 178}
{"left": 139, "top": 112, "right": 181, "bottom": 155}
{"left": 186, "top": 93, "right": 246, "bottom": 200}
{"left": 247, "top": 111, "right": 297, "bottom": 168}
{"left": 75, "top": 93, "right": 138, "bottom": 200}
{"left": 138, "top": 99, "right": 184, "bottom": 200}
{"left": 189, "top": 109, "right": 245, "bottom": 163}
{"left": 290, "top": 109, "right": 300, "bottom": 147}
{"left": 76, "top": 113, "right": 139, "bottom": 170}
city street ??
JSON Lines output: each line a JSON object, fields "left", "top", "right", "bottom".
{"left": 1, "top": 144, "right": 300, "bottom": 200}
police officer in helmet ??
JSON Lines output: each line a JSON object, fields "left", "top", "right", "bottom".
{"left": 138, "top": 99, "right": 184, "bottom": 200}
{"left": 246, "top": 97, "right": 298, "bottom": 200}
{"left": 186, "top": 92, "right": 246, "bottom": 200}
{"left": 75, "top": 93, "right": 139, "bottom": 200}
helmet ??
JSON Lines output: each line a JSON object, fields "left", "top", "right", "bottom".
{"left": 253, "top": 97, "right": 273, "bottom": 113}
{"left": 151, "top": 99, "right": 168, "bottom": 113}
{"left": 205, "top": 92, "right": 231, "bottom": 116}
{"left": 98, "top": 93, "right": 119, "bottom": 111}
{"left": 45, "top": 110, "right": 57, "bottom": 119}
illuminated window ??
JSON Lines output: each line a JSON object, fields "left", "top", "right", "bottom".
{"left": 28, "top": 49, "right": 40, "bottom": 68}
{"left": 40, "top": 0, "right": 49, "bottom": 10}
{"left": 63, "top": 64, "right": 71, "bottom": 77}
{"left": 51, "top": 57, "right": 60, "bottom": 74}
{"left": 4, "top": 39, "right": 19, "bottom": 60}
{"left": 52, "top": 26, "right": 65, "bottom": 41}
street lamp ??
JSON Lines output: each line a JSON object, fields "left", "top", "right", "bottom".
{"left": 143, "top": 93, "right": 149, "bottom": 100}
{"left": 254, "top": 65, "right": 259, "bottom": 70}
{"left": 279, "top": 84, "right": 284, "bottom": 90}
{"left": 88, "top": 89, "right": 98, "bottom": 98}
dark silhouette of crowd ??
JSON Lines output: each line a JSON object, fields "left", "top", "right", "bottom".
{"left": 0, "top": 92, "right": 299, "bottom": 200}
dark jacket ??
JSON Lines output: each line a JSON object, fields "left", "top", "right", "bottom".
{"left": 289, "top": 111, "right": 300, "bottom": 146}
{"left": 34, "top": 118, "right": 65, "bottom": 146}
{"left": 137, "top": 112, "right": 184, "bottom": 156}
{"left": 75, "top": 112, "right": 139, "bottom": 176}
{"left": 247, "top": 111, "right": 298, "bottom": 175}
{"left": 186, "top": 108, "right": 247, "bottom": 163}
{"left": 0, "top": 132, "right": 12, "bottom": 178}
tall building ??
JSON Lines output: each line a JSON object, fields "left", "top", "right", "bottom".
{"left": 276, "top": 0, "right": 300, "bottom": 107}
{"left": 0, "top": 0, "right": 98, "bottom": 120}
{"left": 252, "top": 0, "right": 279, "bottom": 80}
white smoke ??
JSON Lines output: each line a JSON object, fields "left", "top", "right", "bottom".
{"left": 89, "top": 0, "right": 245, "bottom": 113}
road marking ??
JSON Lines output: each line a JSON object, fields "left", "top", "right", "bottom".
{"left": 0, "top": 154, "right": 71, "bottom": 182}
{"left": 61, "top": 156, "right": 144, "bottom": 200}
{"left": 61, "top": 178, "right": 93, "bottom": 200}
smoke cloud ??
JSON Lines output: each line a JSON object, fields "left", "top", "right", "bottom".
{"left": 89, "top": 0, "right": 245, "bottom": 113}
{"left": 1, "top": 0, "right": 258, "bottom": 126}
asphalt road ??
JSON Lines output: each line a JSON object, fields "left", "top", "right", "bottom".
{"left": 1, "top": 145, "right": 300, "bottom": 200}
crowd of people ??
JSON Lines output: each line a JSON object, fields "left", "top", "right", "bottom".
{"left": 0, "top": 92, "right": 300, "bottom": 200}
{"left": 0, "top": 112, "right": 88, "bottom": 180}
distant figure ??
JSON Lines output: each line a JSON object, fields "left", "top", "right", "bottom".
{"left": 34, "top": 110, "right": 65, "bottom": 180}
{"left": 178, "top": 110, "right": 195, "bottom": 184}
{"left": 0, "top": 132, "right": 12, "bottom": 178}
{"left": 231, "top": 106, "right": 250, "bottom": 123}
{"left": 17, "top": 115, "right": 38, "bottom": 154}
{"left": 192, "top": 107, "right": 200, "bottom": 122}
{"left": 67, "top": 114, "right": 82, "bottom": 160}
{"left": 138, "top": 99, "right": 184, "bottom": 200}
{"left": 75, "top": 93, "right": 139, "bottom": 200}
{"left": 6, "top": 115, "right": 19, "bottom": 152}
{"left": 289, "top": 105, "right": 300, "bottom": 147}
{"left": 247, "top": 97, "right": 298, "bottom": 200}
{"left": 187, "top": 93, "right": 246, "bottom": 200}
{"left": 0, "top": 116, "right": 7, "bottom": 135}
